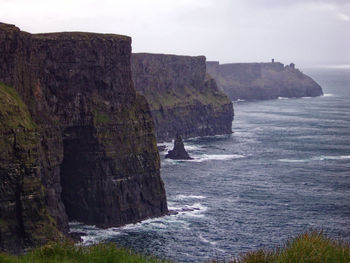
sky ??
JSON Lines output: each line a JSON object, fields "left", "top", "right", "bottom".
{"left": 1, "top": 0, "right": 349, "bottom": 67}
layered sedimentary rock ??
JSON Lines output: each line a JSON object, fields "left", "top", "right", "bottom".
{"left": 206, "top": 61, "right": 323, "bottom": 100}
{"left": 0, "top": 82, "right": 64, "bottom": 253}
{"left": 132, "top": 53, "right": 233, "bottom": 142}
{"left": 0, "top": 22, "right": 167, "bottom": 252}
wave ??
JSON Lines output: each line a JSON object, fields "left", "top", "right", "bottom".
{"left": 70, "top": 201, "right": 208, "bottom": 245}
{"left": 278, "top": 159, "right": 307, "bottom": 163}
{"left": 278, "top": 97, "right": 289, "bottom": 100}
{"left": 278, "top": 155, "right": 350, "bottom": 163}
{"left": 183, "top": 144, "right": 202, "bottom": 151}
{"left": 173, "top": 194, "right": 206, "bottom": 200}
{"left": 163, "top": 154, "right": 244, "bottom": 165}
{"left": 312, "top": 155, "right": 350, "bottom": 161}
{"left": 199, "top": 234, "right": 217, "bottom": 245}
{"left": 322, "top": 93, "right": 335, "bottom": 97}
{"left": 190, "top": 154, "right": 244, "bottom": 163}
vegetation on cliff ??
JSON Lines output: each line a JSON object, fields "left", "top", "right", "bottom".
{"left": 0, "top": 82, "right": 63, "bottom": 252}
{"left": 132, "top": 53, "right": 233, "bottom": 142}
{"left": 0, "top": 242, "right": 169, "bottom": 263}
{"left": 0, "top": 22, "right": 167, "bottom": 252}
{"left": 0, "top": 232, "right": 348, "bottom": 262}
{"left": 212, "top": 232, "right": 350, "bottom": 263}
{"left": 206, "top": 61, "right": 323, "bottom": 101}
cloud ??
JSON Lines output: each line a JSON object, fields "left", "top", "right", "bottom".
{"left": 337, "top": 13, "right": 350, "bottom": 21}
{"left": 0, "top": 0, "right": 348, "bottom": 66}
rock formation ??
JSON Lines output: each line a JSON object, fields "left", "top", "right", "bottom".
{"left": 131, "top": 53, "right": 234, "bottom": 142}
{"left": 0, "top": 22, "right": 167, "bottom": 253}
{"left": 165, "top": 135, "right": 192, "bottom": 160}
{"left": 206, "top": 61, "right": 323, "bottom": 101}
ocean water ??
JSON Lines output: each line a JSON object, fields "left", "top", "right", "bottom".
{"left": 71, "top": 68, "right": 350, "bottom": 262}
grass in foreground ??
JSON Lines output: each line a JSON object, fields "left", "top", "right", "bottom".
{"left": 1, "top": 231, "right": 349, "bottom": 263}
{"left": 211, "top": 231, "right": 350, "bottom": 263}
{"left": 0, "top": 242, "right": 170, "bottom": 263}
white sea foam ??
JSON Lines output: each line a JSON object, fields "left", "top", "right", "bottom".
{"left": 183, "top": 144, "right": 202, "bottom": 151}
{"left": 278, "top": 159, "right": 307, "bottom": 163}
{"left": 278, "top": 97, "right": 289, "bottom": 100}
{"left": 278, "top": 155, "right": 350, "bottom": 163}
{"left": 70, "top": 201, "right": 208, "bottom": 245}
{"left": 174, "top": 194, "right": 206, "bottom": 200}
{"left": 189, "top": 154, "right": 244, "bottom": 162}
{"left": 322, "top": 93, "right": 335, "bottom": 97}
{"left": 162, "top": 154, "right": 244, "bottom": 165}
{"left": 312, "top": 155, "right": 350, "bottom": 161}
{"left": 180, "top": 203, "right": 208, "bottom": 218}
{"left": 199, "top": 234, "right": 217, "bottom": 245}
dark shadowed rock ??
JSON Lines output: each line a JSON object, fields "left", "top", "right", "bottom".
{"left": 132, "top": 53, "right": 234, "bottom": 142}
{"left": 165, "top": 135, "right": 192, "bottom": 160}
{"left": 0, "top": 22, "right": 167, "bottom": 253}
{"left": 206, "top": 61, "right": 323, "bottom": 101}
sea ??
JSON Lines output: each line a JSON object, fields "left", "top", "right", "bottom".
{"left": 71, "top": 67, "right": 350, "bottom": 262}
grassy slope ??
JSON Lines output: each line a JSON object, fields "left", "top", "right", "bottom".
{"left": 146, "top": 85, "right": 230, "bottom": 111}
{"left": 1, "top": 232, "right": 349, "bottom": 263}
{"left": 213, "top": 231, "right": 350, "bottom": 263}
{"left": 0, "top": 82, "right": 37, "bottom": 130}
{"left": 0, "top": 243, "right": 170, "bottom": 263}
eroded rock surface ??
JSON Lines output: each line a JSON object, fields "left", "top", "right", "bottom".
{"left": 0, "top": 22, "right": 167, "bottom": 252}
{"left": 206, "top": 61, "right": 323, "bottom": 101}
{"left": 132, "top": 53, "right": 234, "bottom": 142}
{"left": 165, "top": 135, "right": 192, "bottom": 160}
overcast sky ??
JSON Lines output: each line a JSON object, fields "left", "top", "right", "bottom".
{"left": 1, "top": 0, "right": 349, "bottom": 67}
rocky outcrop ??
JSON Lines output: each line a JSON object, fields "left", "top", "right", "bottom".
{"left": 165, "top": 135, "right": 192, "bottom": 160}
{"left": 206, "top": 61, "right": 323, "bottom": 100}
{"left": 131, "top": 53, "right": 234, "bottom": 142}
{"left": 0, "top": 82, "right": 64, "bottom": 253}
{"left": 0, "top": 22, "right": 167, "bottom": 253}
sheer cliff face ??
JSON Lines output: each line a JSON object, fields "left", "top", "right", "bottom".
{"left": 131, "top": 53, "right": 234, "bottom": 142}
{"left": 206, "top": 61, "right": 323, "bottom": 101}
{"left": 0, "top": 23, "right": 167, "bottom": 252}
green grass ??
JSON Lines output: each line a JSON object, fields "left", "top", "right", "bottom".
{"left": 0, "top": 242, "right": 170, "bottom": 263}
{"left": 1, "top": 232, "right": 349, "bottom": 263}
{"left": 92, "top": 110, "right": 111, "bottom": 125}
{"left": 0, "top": 81, "right": 37, "bottom": 129}
{"left": 213, "top": 231, "right": 350, "bottom": 263}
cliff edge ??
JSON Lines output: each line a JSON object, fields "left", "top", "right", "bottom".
{"left": 206, "top": 61, "right": 323, "bottom": 100}
{"left": 132, "top": 53, "right": 234, "bottom": 142}
{"left": 0, "top": 22, "right": 167, "bottom": 253}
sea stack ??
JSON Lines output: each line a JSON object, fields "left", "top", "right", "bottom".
{"left": 165, "top": 135, "right": 193, "bottom": 160}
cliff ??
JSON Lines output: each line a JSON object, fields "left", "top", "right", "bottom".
{"left": 206, "top": 61, "right": 323, "bottom": 100}
{"left": 131, "top": 53, "right": 233, "bottom": 142}
{"left": 0, "top": 22, "right": 167, "bottom": 253}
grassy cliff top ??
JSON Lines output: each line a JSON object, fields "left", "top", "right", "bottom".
{"left": 0, "top": 22, "right": 130, "bottom": 41}
{"left": 34, "top": 31, "right": 130, "bottom": 41}
{"left": 0, "top": 22, "right": 20, "bottom": 32}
